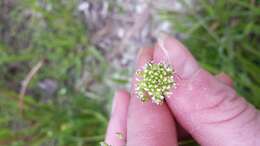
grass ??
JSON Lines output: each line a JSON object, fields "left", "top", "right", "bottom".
{"left": 0, "top": 0, "right": 259, "bottom": 146}
{"left": 0, "top": 88, "right": 107, "bottom": 146}
{"left": 161, "top": 0, "right": 260, "bottom": 145}
{"left": 0, "top": 0, "right": 110, "bottom": 145}
{"left": 161, "top": 0, "right": 260, "bottom": 109}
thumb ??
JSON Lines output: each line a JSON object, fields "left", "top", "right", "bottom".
{"left": 154, "top": 36, "right": 260, "bottom": 146}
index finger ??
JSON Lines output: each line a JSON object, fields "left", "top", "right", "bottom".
{"left": 127, "top": 48, "right": 178, "bottom": 146}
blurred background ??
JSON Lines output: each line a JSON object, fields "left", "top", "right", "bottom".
{"left": 0, "top": 0, "right": 259, "bottom": 145}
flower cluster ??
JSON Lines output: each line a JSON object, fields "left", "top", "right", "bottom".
{"left": 135, "top": 62, "right": 176, "bottom": 104}
{"left": 100, "top": 142, "right": 111, "bottom": 146}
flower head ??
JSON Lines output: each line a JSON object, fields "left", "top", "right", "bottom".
{"left": 100, "top": 142, "right": 111, "bottom": 146}
{"left": 135, "top": 62, "right": 176, "bottom": 104}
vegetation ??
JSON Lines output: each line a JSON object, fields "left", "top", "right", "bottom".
{"left": 0, "top": 0, "right": 109, "bottom": 145}
{"left": 0, "top": 0, "right": 259, "bottom": 146}
{"left": 161, "top": 0, "right": 260, "bottom": 108}
{"left": 162, "top": 1, "right": 260, "bottom": 144}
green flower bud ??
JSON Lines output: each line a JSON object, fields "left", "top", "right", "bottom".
{"left": 135, "top": 62, "right": 176, "bottom": 105}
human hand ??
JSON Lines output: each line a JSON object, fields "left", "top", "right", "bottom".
{"left": 104, "top": 36, "right": 260, "bottom": 146}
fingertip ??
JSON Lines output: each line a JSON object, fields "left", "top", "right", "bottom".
{"left": 215, "top": 72, "right": 233, "bottom": 87}
{"left": 131, "top": 48, "right": 154, "bottom": 96}
{"left": 154, "top": 35, "right": 200, "bottom": 79}
{"left": 111, "top": 89, "right": 130, "bottom": 115}
{"left": 135, "top": 48, "right": 154, "bottom": 69}
{"left": 105, "top": 90, "right": 130, "bottom": 146}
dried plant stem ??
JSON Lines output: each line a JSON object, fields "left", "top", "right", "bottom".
{"left": 19, "top": 60, "right": 44, "bottom": 112}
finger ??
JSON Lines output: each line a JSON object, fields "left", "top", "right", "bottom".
{"left": 105, "top": 90, "right": 130, "bottom": 146}
{"left": 215, "top": 72, "right": 233, "bottom": 86}
{"left": 154, "top": 35, "right": 260, "bottom": 146}
{"left": 127, "top": 48, "right": 178, "bottom": 146}
{"left": 155, "top": 34, "right": 200, "bottom": 80}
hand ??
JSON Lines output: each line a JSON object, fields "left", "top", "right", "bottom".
{"left": 104, "top": 36, "right": 260, "bottom": 146}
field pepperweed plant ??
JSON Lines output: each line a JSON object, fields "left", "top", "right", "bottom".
{"left": 135, "top": 62, "right": 176, "bottom": 105}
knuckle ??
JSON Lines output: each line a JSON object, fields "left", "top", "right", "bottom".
{"left": 203, "top": 98, "right": 256, "bottom": 125}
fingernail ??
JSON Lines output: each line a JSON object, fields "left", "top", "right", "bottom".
{"left": 156, "top": 32, "right": 169, "bottom": 43}
{"left": 111, "top": 90, "right": 124, "bottom": 115}
{"left": 111, "top": 93, "right": 117, "bottom": 115}
{"left": 137, "top": 48, "right": 144, "bottom": 58}
{"left": 135, "top": 48, "right": 148, "bottom": 69}
{"left": 156, "top": 32, "right": 170, "bottom": 63}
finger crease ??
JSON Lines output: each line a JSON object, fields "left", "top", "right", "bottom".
{"left": 206, "top": 103, "right": 249, "bottom": 125}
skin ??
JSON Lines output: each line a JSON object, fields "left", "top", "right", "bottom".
{"left": 105, "top": 36, "right": 260, "bottom": 146}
